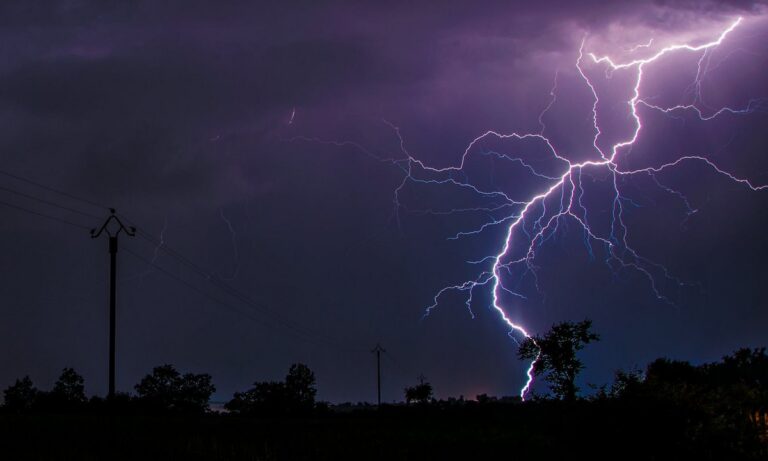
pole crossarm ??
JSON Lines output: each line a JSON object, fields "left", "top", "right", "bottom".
{"left": 90, "top": 208, "right": 135, "bottom": 239}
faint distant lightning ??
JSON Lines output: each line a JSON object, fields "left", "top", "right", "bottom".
{"left": 134, "top": 216, "right": 168, "bottom": 284}
{"left": 151, "top": 216, "right": 168, "bottom": 264}
{"left": 219, "top": 208, "right": 240, "bottom": 280}
{"left": 293, "top": 16, "right": 765, "bottom": 399}
{"left": 288, "top": 107, "right": 296, "bottom": 125}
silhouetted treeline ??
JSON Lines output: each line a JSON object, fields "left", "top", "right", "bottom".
{"left": 1, "top": 364, "right": 215, "bottom": 415}
{"left": 1, "top": 350, "right": 767, "bottom": 459}
{"left": 2, "top": 368, "right": 86, "bottom": 413}
{"left": 597, "top": 347, "right": 768, "bottom": 455}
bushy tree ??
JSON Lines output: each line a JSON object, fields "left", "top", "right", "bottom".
{"left": 404, "top": 382, "right": 433, "bottom": 404}
{"left": 226, "top": 381, "right": 289, "bottom": 416}
{"left": 33, "top": 368, "right": 88, "bottom": 411}
{"left": 135, "top": 364, "right": 215, "bottom": 413}
{"left": 285, "top": 363, "right": 317, "bottom": 412}
{"left": 226, "top": 363, "right": 317, "bottom": 416}
{"left": 609, "top": 368, "right": 643, "bottom": 399}
{"left": 51, "top": 368, "right": 87, "bottom": 405}
{"left": 135, "top": 364, "right": 180, "bottom": 409}
{"left": 603, "top": 348, "right": 768, "bottom": 455}
{"left": 518, "top": 319, "right": 599, "bottom": 400}
{"left": 176, "top": 371, "right": 217, "bottom": 412}
{"left": 2, "top": 376, "right": 38, "bottom": 412}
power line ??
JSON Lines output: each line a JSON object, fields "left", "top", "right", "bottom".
{"left": 123, "top": 247, "right": 276, "bottom": 327}
{"left": 0, "top": 198, "right": 93, "bottom": 230}
{"left": 0, "top": 168, "right": 109, "bottom": 210}
{"left": 123, "top": 246, "right": 357, "bottom": 351}
{"left": 381, "top": 349, "right": 418, "bottom": 382}
{"left": 130, "top": 227, "right": 360, "bottom": 353}
{"left": 0, "top": 168, "right": 365, "bottom": 355}
{"left": 0, "top": 184, "right": 102, "bottom": 220}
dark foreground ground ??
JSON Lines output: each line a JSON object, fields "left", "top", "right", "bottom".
{"left": 0, "top": 401, "right": 765, "bottom": 460}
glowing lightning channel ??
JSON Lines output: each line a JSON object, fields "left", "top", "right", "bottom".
{"left": 416, "top": 16, "right": 756, "bottom": 399}
{"left": 291, "top": 16, "right": 765, "bottom": 400}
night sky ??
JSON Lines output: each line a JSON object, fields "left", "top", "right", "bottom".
{"left": 1, "top": 1, "right": 767, "bottom": 404}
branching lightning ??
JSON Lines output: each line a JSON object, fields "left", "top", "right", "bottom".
{"left": 292, "top": 17, "right": 766, "bottom": 399}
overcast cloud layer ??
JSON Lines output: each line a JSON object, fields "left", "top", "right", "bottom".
{"left": 1, "top": 1, "right": 767, "bottom": 403}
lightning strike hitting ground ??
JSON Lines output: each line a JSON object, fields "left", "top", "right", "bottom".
{"left": 293, "top": 17, "right": 765, "bottom": 399}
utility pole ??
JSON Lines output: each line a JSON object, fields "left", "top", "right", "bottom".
{"left": 417, "top": 373, "right": 426, "bottom": 385}
{"left": 371, "top": 343, "right": 385, "bottom": 407}
{"left": 91, "top": 209, "right": 135, "bottom": 399}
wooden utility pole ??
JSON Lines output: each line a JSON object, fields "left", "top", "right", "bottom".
{"left": 372, "top": 343, "right": 385, "bottom": 407}
{"left": 91, "top": 209, "right": 135, "bottom": 399}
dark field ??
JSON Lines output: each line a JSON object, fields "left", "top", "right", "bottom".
{"left": 1, "top": 401, "right": 764, "bottom": 461}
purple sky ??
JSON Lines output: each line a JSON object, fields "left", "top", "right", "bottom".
{"left": 1, "top": 0, "right": 767, "bottom": 403}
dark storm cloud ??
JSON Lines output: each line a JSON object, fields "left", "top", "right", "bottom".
{"left": 0, "top": 2, "right": 444, "bottom": 207}
{"left": 0, "top": 0, "right": 767, "bottom": 403}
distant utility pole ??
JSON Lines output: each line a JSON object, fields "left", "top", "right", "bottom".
{"left": 91, "top": 209, "right": 135, "bottom": 399}
{"left": 372, "top": 343, "right": 385, "bottom": 407}
{"left": 417, "top": 373, "right": 426, "bottom": 385}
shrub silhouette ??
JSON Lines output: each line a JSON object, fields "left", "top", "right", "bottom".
{"left": 51, "top": 368, "right": 86, "bottom": 404}
{"left": 518, "top": 319, "right": 599, "bottom": 400}
{"left": 35, "top": 368, "right": 88, "bottom": 411}
{"left": 2, "top": 376, "right": 38, "bottom": 412}
{"left": 404, "top": 382, "right": 433, "bottom": 404}
{"left": 226, "top": 363, "right": 317, "bottom": 416}
{"left": 285, "top": 363, "right": 317, "bottom": 412}
{"left": 608, "top": 368, "right": 643, "bottom": 399}
{"left": 134, "top": 364, "right": 215, "bottom": 413}
{"left": 227, "top": 381, "right": 289, "bottom": 416}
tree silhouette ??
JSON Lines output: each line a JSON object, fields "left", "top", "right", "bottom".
{"left": 717, "top": 347, "right": 768, "bottom": 392}
{"left": 176, "top": 372, "right": 217, "bottom": 413}
{"left": 226, "top": 381, "right": 288, "bottom": 416}
{"left": 404, "top": 382, "right": 433, "bottom": 404}
{"left": 609, "top": 368, "right": 643, "bottom": 399}
{"left": 32, "top": 367, "right": 89, "bottom": 411}
{"left": 135, "top": 364, "right": 179, "bottom": 409}
{"left": 607, "top": 349, "right": 768, "bottom": 451}
{"left": 51, "top": 368, "right": 86, "bottom": 405}
{"left": 226, "top": 363, "right": 317, "bottom": 416}
{"left": 518, "top": 319, "right": 599, "bottom": 400}
{"left": 2, "top": 376, "right": 38, "bottom": 412}
{"left": 285, "top": 363, "right": 317, "bottom": 413}
{"left": 134, "top": 364, "right": 215, "bottom": 413}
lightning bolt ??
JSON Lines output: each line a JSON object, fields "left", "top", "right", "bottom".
{"left": 293, "top": 16, "right": 765, "bottom": 399}
{"left": 130, "top": 215, "right": 168, "bottom": 285}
